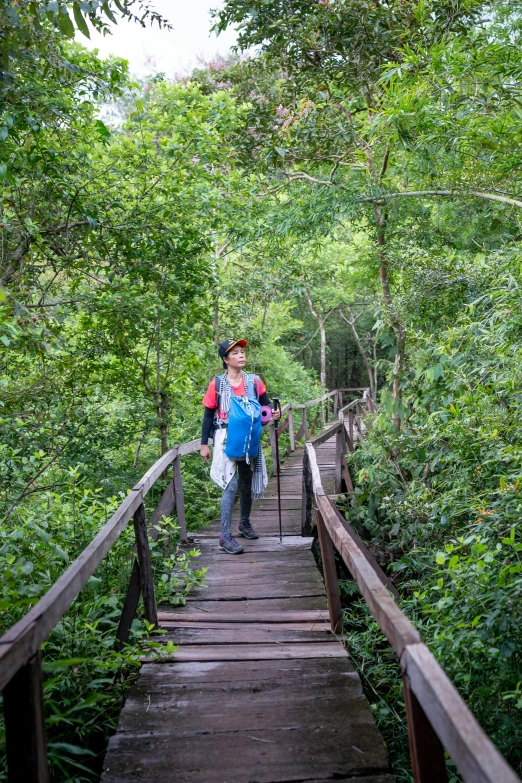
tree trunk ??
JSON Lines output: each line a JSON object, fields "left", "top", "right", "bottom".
{"left": 373, "top": 202, "right": 406, "bottom": 430}
{"left": 339, "top": 307, "right": 376, "bottom": 398}
{"left": 159, "top": 391, "right": 169, "bottom": 456}
{"left": 305, "top": 287, "right": 326, "bottom": 388}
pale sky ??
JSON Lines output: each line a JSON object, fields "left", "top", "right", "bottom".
{"left": 79, "top": 0, "right": 238, "bottom": 77}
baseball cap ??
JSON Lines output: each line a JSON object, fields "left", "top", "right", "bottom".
{"left": 218, "top": 339, "right": 247, "bottom": 359}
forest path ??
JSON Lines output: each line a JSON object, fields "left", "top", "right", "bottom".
{"left": 101, "top": 437, "right": 393, "bottom": 783}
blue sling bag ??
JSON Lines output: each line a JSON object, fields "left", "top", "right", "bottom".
{"left": 218, "top": 374, "right": 262, "bottom": 461}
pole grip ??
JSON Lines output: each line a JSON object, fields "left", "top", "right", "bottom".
{"left": 273, "top": 397, "right": 281, "bottom": 430}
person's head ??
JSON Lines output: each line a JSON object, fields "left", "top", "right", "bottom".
{"left": 218, "top": 339, "right": 247, "bottom": 371}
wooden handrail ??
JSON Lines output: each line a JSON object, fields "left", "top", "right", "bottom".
{"left": 303, "top": 396, "right": 520, "bottom": 783}
{"left": 0, "top": 385, "right": 370, "bottom": 783}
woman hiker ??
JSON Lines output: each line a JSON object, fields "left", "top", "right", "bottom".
{"left": 200, "top": 339, "right": 280, "bottom": 554}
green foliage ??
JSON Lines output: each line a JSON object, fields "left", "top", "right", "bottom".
{"left": 0, "top": 476, "right": 205, "bottom": 781}
{"left": 347, "top": 253, "right": 522, "bottom": 776}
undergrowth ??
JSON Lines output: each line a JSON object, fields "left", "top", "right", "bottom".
{"left": 338, "top": 267, "right": 522, "bottom": 780}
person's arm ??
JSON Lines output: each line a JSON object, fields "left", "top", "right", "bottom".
{"left": 200, "top": 406, "right": 215, "bottom": 462}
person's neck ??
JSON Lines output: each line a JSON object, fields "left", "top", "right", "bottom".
{"left": 227, "top": 367, "right": 243, "bottom": 385}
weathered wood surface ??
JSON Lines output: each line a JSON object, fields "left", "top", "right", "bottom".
{"left": 102, "top": 428, "right": 392, "bottom": 783}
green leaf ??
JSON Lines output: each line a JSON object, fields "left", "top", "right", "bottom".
{"left": 57, "top": 9, "right": 75, "bottom": 38}
{"left": 102, "top": 1, "right": 118, "bottom": 23}
{"left": 73, "top": 3, "right": 90, "bottom": 38}
{"left": 435, "top": 553, "right": 445, "bottom": 565}
{"left": 275, "top": 147, "right": 286, "bottom": 158}
{"left": 48, "top": 742, "right": 95, "bottom": 757}
{"left": 95, "top": 119, "right": 111, "bottom": 138}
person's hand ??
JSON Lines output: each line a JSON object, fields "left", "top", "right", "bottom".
{"left": 200, "top": 444, "right": 211, "bottom": 462}
{"left": 273, "top": 407, "right": 281, "bottom": 421}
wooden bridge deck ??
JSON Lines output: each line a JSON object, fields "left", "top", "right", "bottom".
{"left": 101, "top": 440, "right": 394, "bottom": 783}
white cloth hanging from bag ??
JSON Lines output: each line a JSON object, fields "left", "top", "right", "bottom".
{"left": 210, "top": 426, "right": 268, "bottom": 499}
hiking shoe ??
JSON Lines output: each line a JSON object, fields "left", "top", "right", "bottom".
{"left": 238, "top": 521, "right": 259, "bottom": 540}
{"left": 219, "top": 535, "right": 244, "bottom": 554}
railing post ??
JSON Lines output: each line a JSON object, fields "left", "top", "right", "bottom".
{"left": 315, "top": 507, "right": 343, "bottom": 634}
{"left": 402, "top": 669, "right": 448, "bottom": 782}
{"left": 4, "top": 649, "right": 50, "bottom": 783}
{"left": 172, "top": 454, "right": 188, "bottom": 543}
{"left": 288, "top": 406, "right": 295, "bottom": 452}
{"left": 333, "top": 390, "right": 339, "bottom": 418}
{"left": 133, "top": 502, "right": 158, "bottom": 628}
{"left": 301, "top": 407, "right": 309, "bottom": 440}
{"left": 301, "top": 446, "right": 314, "bottom": 536}
{"left": 115, "top": 560, "right": 141, "bottom": 649}
{"left": 348, "top": 408, "right": 354, "bottom": 446}
{"left": 335, "top": 412, "right": 345, "bottom": 494}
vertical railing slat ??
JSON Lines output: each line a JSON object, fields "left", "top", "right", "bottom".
{"left": 4, "top": 650, "right": 50, "bottom": 783}
{"left": 402, "top": 670, "right": 448, "bottom": 782}
{"left": 288, "top": 406, "right": 295, "bottom": 452}
{"left": 172, "top": 455, "right": 188, "bottom": 543}
{"left": 315, "top": 508, "right": 343, "bottom": 634}
{"left": 133, "top": 502, "right": 158, "bottom": 628}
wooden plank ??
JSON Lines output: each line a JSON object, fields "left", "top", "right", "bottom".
{"left": 184, "top": 584, "right": 325, "bottom": 601}
{"left": 133, "top": 503, "right": 158, "bottom": 629}
{"left": 159, "top": 621, "right": 332, "bottom": 632}
{"left": 172, "top": 454, "right": 188, "bottom": 542}
{"left": 102, "top": 728, "right": 389, "bottom": 783}
{"left": 316, "top": 494, "right": 420, "bottom": 656}
{"left": 156, "top": 627, "right": 334, "bottom": 644}
{"left": 403, "top": 643, "right": 520, "bottom": 783}
{"left": 157, "top": 610, "right": 330, "bottom": 623}
{"left": 3, "top": 650, "right": 50, "bottom": 783}
{"left": 180, "top": 596, "right": 328, "bottom": 612}
{"left": 147, "top": 642, "right": 348, "bottom": 662}
{"left": 192, "top": 535, "right": 314, "bottom": 552}
{"left": 115, "top": 560, "right": 141, "bottom": 649}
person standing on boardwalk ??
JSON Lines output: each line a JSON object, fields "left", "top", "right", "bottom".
{"left": 200, "top": 339, "right": 280, "bottom": 554}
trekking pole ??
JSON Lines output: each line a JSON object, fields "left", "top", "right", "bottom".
{"left": 273, "top": 398, "right": 283, "bottom": 543}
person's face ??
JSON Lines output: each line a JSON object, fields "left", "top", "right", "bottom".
{"left": 225, "top": 346, "right": 246, "bottom": 370}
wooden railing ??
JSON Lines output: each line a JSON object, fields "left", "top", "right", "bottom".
{"left": 0, "top": 385, "right": 363, "bottom": 783}
{"left": 303, "top": 393, "right": 520, "bottom": 783}
{"left": 0, "top": 436, "right": 205, "bottom": 782}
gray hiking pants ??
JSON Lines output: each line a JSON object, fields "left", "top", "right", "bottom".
{"left": 220, "top": 460, "right": 253, "bottom": 539}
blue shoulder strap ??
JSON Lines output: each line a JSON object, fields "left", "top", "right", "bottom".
{"left": 247, "top": 373, "right": 260, "bottom": 399}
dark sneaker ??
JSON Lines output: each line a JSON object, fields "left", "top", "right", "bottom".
{"left": 219, "top": 535, "right": 244, "bottom": 554}
{"left": 238, "top": 521, "right": 259, "bottom": 540}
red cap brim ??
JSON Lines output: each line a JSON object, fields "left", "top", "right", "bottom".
{"left": 226, "top": 339, "right": 247, "bottom": 353}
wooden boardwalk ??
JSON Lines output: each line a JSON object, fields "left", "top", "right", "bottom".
{"left": 101, "top": 440, "right": 393, "bottom": 783}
